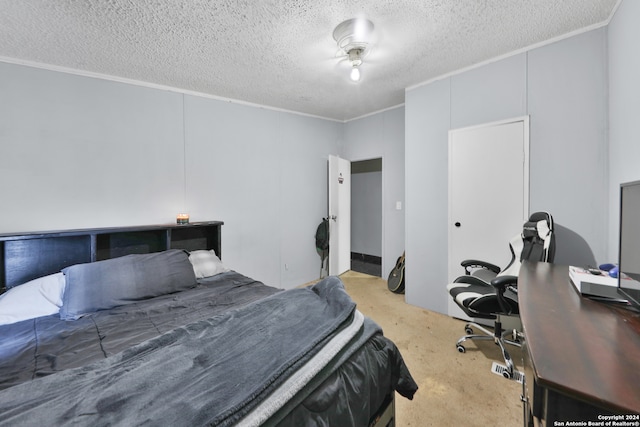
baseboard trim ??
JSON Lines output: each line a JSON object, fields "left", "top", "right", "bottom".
{"left": 351, "top": 252, "right": 382, "bottom": 265}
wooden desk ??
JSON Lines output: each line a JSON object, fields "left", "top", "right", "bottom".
{"left": 518, "top": 261, "right": 640, "bottom": 426}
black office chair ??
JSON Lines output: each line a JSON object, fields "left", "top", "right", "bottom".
{"left": 446, "top": 212, "right": 555, "bottom": 379}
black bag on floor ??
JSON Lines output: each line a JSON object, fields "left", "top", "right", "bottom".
{"left": 315, "top": 218, "right": 330, "bottom": 278}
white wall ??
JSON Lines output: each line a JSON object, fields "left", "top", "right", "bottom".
{"left": 528, "top": 29, "right": 608, "bottom": 267}
{"left": 406, "top": 29, "right": 609, "bottom": 314}
{"left": 0, "top": 62, "right": 185, "bottom": 230}
{"left": 343, "top": 107, "right": 405, "bottom": 278}
{"left": 450, "top": 54, "right": 527, "bottom": 129}
{"left": 608, "top": 0, "right": 640, "bottom": 261}
{"left": 184, "top": 95, "right": 341, "bottom": 287}
{"left": 405, "top": 79, "right": 450, "bottom": 312}
{"left": 0, "top": 62, "right": 342, "bottom": 289}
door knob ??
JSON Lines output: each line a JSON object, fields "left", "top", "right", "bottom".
{"left": 454, "top": 222, "right": 461, "bottom": 227}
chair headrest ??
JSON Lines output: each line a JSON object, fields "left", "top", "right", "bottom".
{"left": 528, "top": 212, "right": 553, "bottom": 230}
{"left": 522, "top": 223, "right": 540, "bottom": 240}
{"left": 522, "top": 212, "right": 553, "bottom": 241}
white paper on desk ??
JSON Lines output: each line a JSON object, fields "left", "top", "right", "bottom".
{"left": 568, "top": 266, "right": 618, "bottom": 290}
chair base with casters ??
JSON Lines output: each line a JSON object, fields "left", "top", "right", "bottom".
{"left": 455, "top": 316, "right": 521, "bottom": 379}
{"left": 448, "top": 273, "right": 523, "bottom": 379}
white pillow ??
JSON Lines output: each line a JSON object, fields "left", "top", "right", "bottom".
{"left": 188, "top": 250, "right": 230, "bottom": 279}
{"left": 0, "top": 273, "right": 66, "bottom": 325}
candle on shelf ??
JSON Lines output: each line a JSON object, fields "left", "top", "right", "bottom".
{"left": 176, "top": 213, "right": 190, "bottom": 225}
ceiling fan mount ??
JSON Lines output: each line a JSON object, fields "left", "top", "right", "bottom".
{"left": 332, "top": 18, "right": 375, "bottom": 82}
{"left": 348, "top": 48, "right": 364, "bottom": 67}
{"left": 333, "top": 18, "right": 374, "bottom": 54}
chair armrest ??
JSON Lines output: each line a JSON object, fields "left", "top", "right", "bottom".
{"left": 491, "top": 275, "right": 519, "bottom": 315}
{"left": 490, "top": 275, "right": 518, "bottom": 291}
{"left": 453, "top": 275, "right": 493, "bottom": 287}
{"left": 460, "top": 259, "right": 501, "bottom": 275}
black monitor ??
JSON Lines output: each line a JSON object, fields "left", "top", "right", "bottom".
{"left": 618, "top": 180, "right": 640, "bottom": 309}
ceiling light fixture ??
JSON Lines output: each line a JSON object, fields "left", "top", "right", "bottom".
{"left": 333, "top": 18, "right": 374, "bottom": 83}
{"left": 350, "top": 66, "right": 361, "bottom": 82}
{"left": 348, "top": 48, "right": 363, "bottom": 81}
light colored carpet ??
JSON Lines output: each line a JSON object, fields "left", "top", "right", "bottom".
{"left": 338, "top": 270, "right": 523, "bottom": 427}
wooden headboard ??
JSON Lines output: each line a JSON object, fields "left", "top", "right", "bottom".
{"left": 0, "top": 221, "right": 223, "bottom": 292}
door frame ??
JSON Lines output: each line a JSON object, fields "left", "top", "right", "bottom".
{"left": 328, "top": 155, "right": 386, "bottom": 277}
{"left": 447, "top": 116, "right": 530, "bottom": 319}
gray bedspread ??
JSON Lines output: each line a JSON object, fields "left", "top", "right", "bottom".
{"left": 0, "top": 275, "right": 393, "bottom": 426}
{"left": 0, "top": 271, "right": 280, "bottom": 391}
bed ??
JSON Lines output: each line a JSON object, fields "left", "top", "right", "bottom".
{"left": 0, "top": 221, "right": 417, "bottom": 426}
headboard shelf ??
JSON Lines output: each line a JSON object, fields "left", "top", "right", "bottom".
{"left": 0, "top": 221, "right": 223, "bottom": 291}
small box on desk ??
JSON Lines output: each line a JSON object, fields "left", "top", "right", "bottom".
{"left": 569, "top": 266, "right": 617, "bottom": 288}
{"left": 568, "top": 266, "right": 622, "bottom": 300}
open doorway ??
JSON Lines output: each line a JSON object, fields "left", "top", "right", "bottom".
{"left": 351, "top": 158, "right": 382, "bottom": 277}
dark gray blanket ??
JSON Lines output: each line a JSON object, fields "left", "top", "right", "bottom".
{"left": 0, "top": 276, "right": 363, "bottom": 426}
{"left": 0, "top": 271, "right": 280, "bottom": 391}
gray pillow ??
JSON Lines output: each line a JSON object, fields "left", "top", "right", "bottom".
{"left": 60, "top": 250, "right": 197, "bottom": 320}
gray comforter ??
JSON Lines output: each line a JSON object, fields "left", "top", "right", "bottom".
{"left": 0, "top": 271, "right": 280, "bottom": 391}
{"left": 0, "top": 274, "right": 417, "bottom": 426}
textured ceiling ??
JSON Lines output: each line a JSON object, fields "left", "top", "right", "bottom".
{"left": 0, "top": 0, "right": 619, "bottom": 121}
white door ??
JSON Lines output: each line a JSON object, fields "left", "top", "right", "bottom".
{"left": 328, "top": 155, "right": 351, "bottom": 275}
{"left": 447, "top": 117, "right": 529, "bottom": 318}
